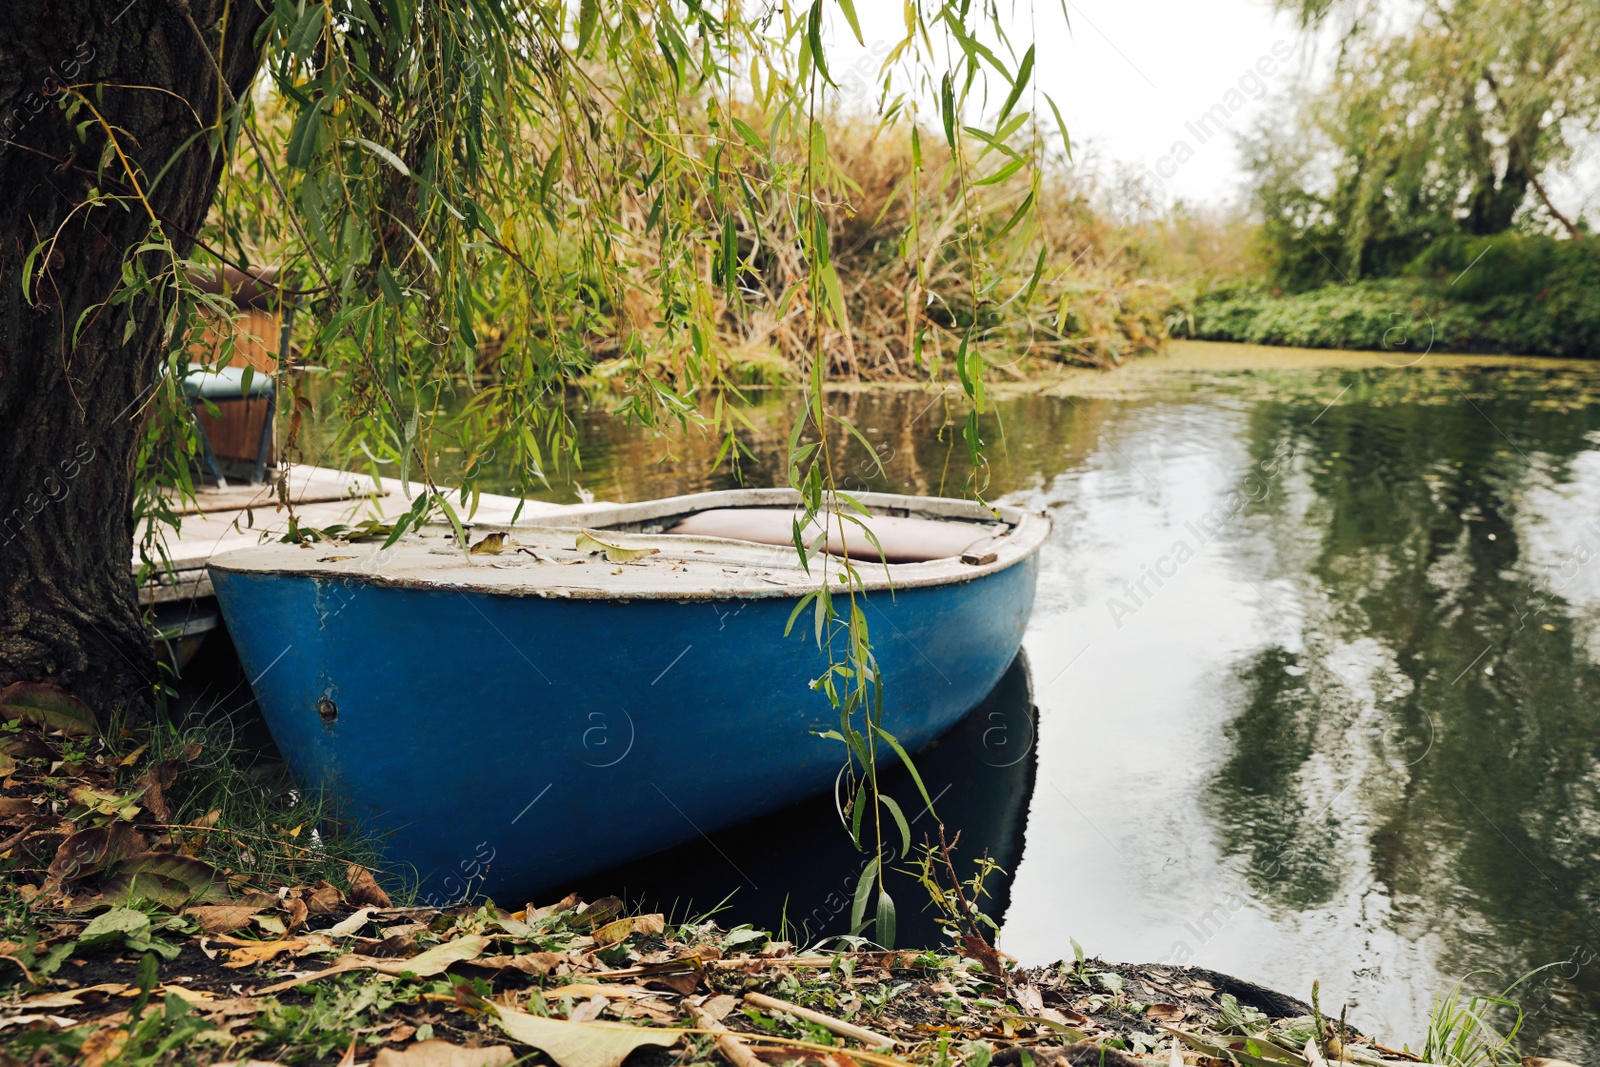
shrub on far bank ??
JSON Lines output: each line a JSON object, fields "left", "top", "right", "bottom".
{"left": 1179, "top": 233, "right": 1600, "bottom": 359}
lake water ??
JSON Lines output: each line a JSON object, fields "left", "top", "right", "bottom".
{"left": 385, "top": 344, "right": 1600, "bottom": 1058}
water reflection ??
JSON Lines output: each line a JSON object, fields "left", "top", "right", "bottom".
{"left": 561, "top": 651, "right": 1038, "bottom": 951}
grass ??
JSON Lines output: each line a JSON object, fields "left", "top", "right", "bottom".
{"left": 1420, "top": 971, "right": 1542, "bottom": 1067}
{"left": 122, "top": 703, "right": 387, "bottom": 894}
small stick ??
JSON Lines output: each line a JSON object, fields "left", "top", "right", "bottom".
{"left": 696, "top": 1009, "right": 765, "bottom": 1067}
{"left": 743, "top": 991, "right": 896, "bottom": 1048}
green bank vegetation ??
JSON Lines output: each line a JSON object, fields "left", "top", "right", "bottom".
{"left": 1172, "top": 0, "right": 1600, "bottom": 358}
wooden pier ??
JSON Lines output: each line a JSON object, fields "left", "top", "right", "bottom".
{"left": 137, "top": 464, "right": 573, "bottom": 608}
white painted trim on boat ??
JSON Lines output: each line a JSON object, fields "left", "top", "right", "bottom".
{"left": 207, "top": 489, "right": 1051, "bottom": 601}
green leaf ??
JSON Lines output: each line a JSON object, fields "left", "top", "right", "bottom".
{"left": 848, "top": 779, "right": 867, "bottom": 847}
{"left": 874, "top": 888, "right": 896, "bottom": 949}
{"left": 1043, "top": 91, "right": 1072, "bottom": 161}
{"left": 973, "top": 156, "right": 1027, "bottom": 187}
{"left": 730, "top": 117, "right": 768, "bottom": 155}
{"left": 784, "top": 592, "right": 819, "bottom": 637}
{"left": 879, "top": 793, "right": 911, "bottom": 856}
{"left": 997, "top": 45, "right": 1035, "bottom": 124}
{"left": 350, "top": 137, "right": 411, "bottom": 176}
{"left": 0, "top": 682, "right": 96, "bottom": 736}
{"left": 819, "top": 262, "right": 847, "bottom": 330}
{"left": 285, "top": 99, "right": 327, "bottom": 170}
{"left": 285, "top": 3, "right": 324, "bottom": 56}
{"left": 80, "top": 907, "right": 151, "bottom": 949}
{"left": 940, "top": 73, "right": 957, "bottom": 147}
{"left": 835, "top": 0, "right": 864, "bottom": 44}
{"left": 377, "top": 264, "right": 404, "bottom": 307}
{"left": 807, "top": 2, "right": 833, "bottom": 87}
{"left": 875, "top": 727, "right": 936, "bottom": 818}
{"left": 849, "top": 856, "right": 879, "bottom": 934}
{"left": 575, "top": 530, "right": 660, "bottom": 564}
{"left": 577, "top": 0, "right": 600, "bottom": 55}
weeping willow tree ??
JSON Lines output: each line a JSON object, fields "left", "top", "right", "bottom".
{"left": 1, "top": 2, "right": 1054, "bottom": 937}
{"left": 1250, "top": 0, "right": 1599, "bottom": 286}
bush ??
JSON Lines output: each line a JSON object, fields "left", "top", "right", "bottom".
{"left": 1181, "top": 234, "right": 1600, "bottom": 358}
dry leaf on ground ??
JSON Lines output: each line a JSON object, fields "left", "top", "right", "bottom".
{"left": 257, "top": 934, "right": 490, "bottom": 992}
{"left": 494, "top": 1008, "right": 682, "bottom": 1067}
{"left": 373, "top": 1039, "right": 516, "bottom": 1067}
{"left": 591, "top": 913, "right": 665, "bottom": 946}
{"left": 347, "top": 863, "right": 393, "bottom": 908}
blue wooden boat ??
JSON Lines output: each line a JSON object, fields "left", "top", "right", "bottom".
{"left": 208, "top": 489, "right": 1050, "bottom": 903}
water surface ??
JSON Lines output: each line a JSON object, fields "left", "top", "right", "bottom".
{"left": 427, "top": 345, "right": 1600, "bottom": 1058}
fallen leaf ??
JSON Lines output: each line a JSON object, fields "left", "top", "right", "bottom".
{"left": 591, "top": 913, "right": 665, "bottom": 946}
{"left": 575, "top": 531, "right": 659, "bottom": 564}
{"left": 98, "top": 852, "right": 228, "bottom": 907}
{"left": 134, "top": 758, "right": 183, "bottom": 823}
{"left": 531, "top": 893, "right": 584, "bottom": 920}
{"left": 257, "top": 933, "right": 490, "bottom": 992}
{"left": 187, "top": 904, "right": 268, "bottom": 935}
{"left": 545, "top": 983, "right": 656, "bottom": 1001}
{"left": 374, "top": 1039, "right": 516, "bottom": 1067}
{"left": 79, "top": 907, "right": 151, "bottom": 949}
{"left": 474, "top": 951, "right": 563, "bottom": 975}
{"left": 643, "top": 969, "right": 703, "bottom": 996}
{"left": 66, "top": 784, "right": 140, "bottom": 820}
{"left": 253, "top": 913, "right": 288, "bottom": 936}
{"left": 0, "top": 797, "right": 35, "bottom": 819}
{"left": 348, "top": 864, "right": 393, "bottom": 908}
{"left": 569, "top": 897, "right": 624, "bottom": 931}
{"left": 80, "top": 1025, "right": 129, "bottom": 1067}
{"left": 494, "top": 1007, "right": 683, "bottom": 1067}
{"left": 16, "top": 983, "right": 129, "bottom": 1008}
{"left": 306, "top": 880, "right": 343, "bottom": 914}
{"left": 488, "top": 912, "right": 532, "bottom": 937}
{"left": 365, "top": 933, "right": 422, "bottom": 958}
{"left": 222, "top": 937, "right": 321, "bottom": 968}
{"left": 283, "top": 896, "right": 309, "bottom": 932}
{"left": 45, "top": 824, "right": 147, "bottom": 888}
{"left": 326, "top": 907, "right": 377, "bottom": 937}
{"left": 0, "top": 682, "right": 96, "bottom": 736}
{"left": 569, "top": 995, "right": 609, "bottom": 1023}
{"left": 700, "top": 994, "right": 738, "bottom": 1022}
{"left": 1147, "top": 1003, "right": 1186, "bottom": 1024}
{"left": 470, "top": 533, "right": 511, "bottom": 555}
{"left": 0, "top": 1014, "right": 80, "bottom": 1031}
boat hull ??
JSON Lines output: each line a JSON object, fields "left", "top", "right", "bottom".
{"left": 210, "top": 554, "right": 1039, "bottom": 902}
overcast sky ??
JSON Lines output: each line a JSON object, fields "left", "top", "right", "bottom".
{"left": 827, "top": 0, "right": 1306, "bottom": 208}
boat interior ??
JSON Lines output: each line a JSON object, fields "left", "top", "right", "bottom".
{"left": 522, "top": 490, "right": 1018, "bottom": 566}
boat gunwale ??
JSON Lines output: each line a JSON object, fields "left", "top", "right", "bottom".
{"left": 206, "top": 488, "right": 1051, "bottom": 601}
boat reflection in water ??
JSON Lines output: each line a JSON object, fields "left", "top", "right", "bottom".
{"left": 561, "top": 651, "right": 1038, "bottom": 950}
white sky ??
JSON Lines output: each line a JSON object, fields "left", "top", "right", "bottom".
{"left": 827, "top": 0, "right": 1306, "bottom": 208}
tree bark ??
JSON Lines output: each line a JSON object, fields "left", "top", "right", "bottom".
{"left": 0, "top": 1, "right": 268, "bottom": 714}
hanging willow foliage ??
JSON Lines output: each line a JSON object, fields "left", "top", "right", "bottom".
{"left": 69, "top": 0, "right": 1059, "bottom": 941}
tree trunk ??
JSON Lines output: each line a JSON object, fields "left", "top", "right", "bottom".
{"left": 0, "top": 2, "right": 268, "bottom": 714}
